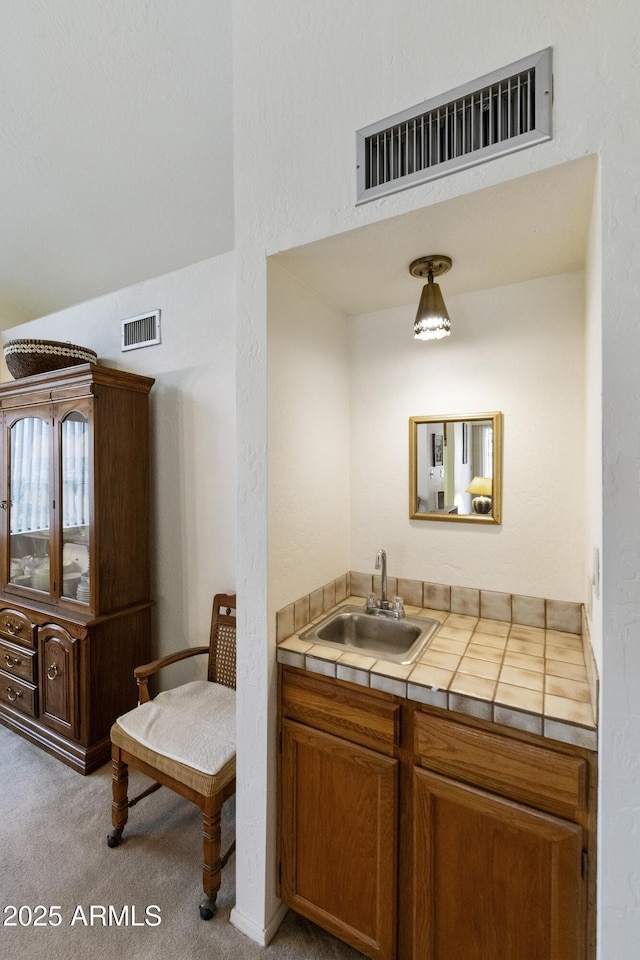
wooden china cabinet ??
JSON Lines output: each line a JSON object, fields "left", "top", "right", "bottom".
{"left": 0, "top": 363, "right": 154, "bottom": 773}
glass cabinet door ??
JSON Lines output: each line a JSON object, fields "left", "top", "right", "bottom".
{"left": 8, "top": 414, "right": 52, "bottom": 592}
{"left": 60, "top": 411, "right": 90, "bottom": 603}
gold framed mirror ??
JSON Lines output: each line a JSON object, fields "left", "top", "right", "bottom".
{"left": 409, "top": 412, "right": 503, "bottom": 523}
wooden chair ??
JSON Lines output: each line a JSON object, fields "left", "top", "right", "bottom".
{"left": 107, "top": 593, "right": 237, "bottom": 920}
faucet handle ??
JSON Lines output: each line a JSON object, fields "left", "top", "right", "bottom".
{"left": 392, "top": 596, "right": 405, "bottom": 617}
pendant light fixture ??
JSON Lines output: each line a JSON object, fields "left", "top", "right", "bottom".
{"left": 409, "top": 255, "right": 452, "bottom": 341}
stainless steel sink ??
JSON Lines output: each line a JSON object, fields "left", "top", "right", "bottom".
{"left": 299, "top": 604, "right": 440, "bottom": 665}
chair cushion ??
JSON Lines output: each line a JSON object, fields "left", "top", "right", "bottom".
{"left": 112, "top": 680, "right": 235, "bottom": 790}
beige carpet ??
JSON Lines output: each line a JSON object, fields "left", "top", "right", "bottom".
{"left": 0, "top": 724, "right": 363, "bottom": 960}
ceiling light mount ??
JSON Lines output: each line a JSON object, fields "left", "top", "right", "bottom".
{"left": 409, "top": 255, "right": 452, "bottom": 280}
{"left": 410, "top": 254, "right": 453, "bottom": 341}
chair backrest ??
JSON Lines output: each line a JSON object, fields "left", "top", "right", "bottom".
{"left": 207, "top": 593, "right": 237, "bottom": 690}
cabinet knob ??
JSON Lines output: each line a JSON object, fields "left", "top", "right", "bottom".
{"left": 4, "top": 653, "right": 21, "bottom": 668}
{"left": 47, "top": 663, "right": 59, "bottom": 681}
{"left": 5, "top": 620, "right": 21, "bottom": 636}
{"left": 6, "top": 686, "right": 23, "bottom": 702}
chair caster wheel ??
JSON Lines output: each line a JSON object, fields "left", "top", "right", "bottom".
{"left": 107, "top": 830, "right": 123, "bottom": 848}
{"left": 199, "top": 897, "right": 216, "bottom": 920}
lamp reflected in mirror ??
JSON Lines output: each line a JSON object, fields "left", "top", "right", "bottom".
{"left": 466, "top": 476, "right": 492, "bottom": 514}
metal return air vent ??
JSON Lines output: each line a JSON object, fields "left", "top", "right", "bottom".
{"left": 356, "top": 48, "right": 552, "bottom": 204}
{"left": 121, "top": 310, "right": 161, "bottom": 351}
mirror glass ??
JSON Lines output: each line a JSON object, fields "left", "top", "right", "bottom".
{"left": 409, "top": 412, "right": 503, "bottom": 523}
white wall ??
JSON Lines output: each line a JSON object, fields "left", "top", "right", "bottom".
{"left": 233, "top": 259, "right": 352, "bottom": 941}
{"left": 265, "top": 267, "right": 587, "bottom": 603}
{"left": 267, "top": 262, "right": 350, "bottom": 611}
{"left": 584, "top": 171, "right": 603, "bottom": 669}
{"left": 232, "top": 1, "right": 640, "bottom": 954}
{"left": 230, "top": 261, "right": 353, "bottom": 940}
{"left": 350, "top": 272, "right": 586, "bottom": 601}
{"left": 2, "top": 254, "right": 237, "bottom": 679}
{"left": 233, "top": 3, "right": 606, "bottom": 254}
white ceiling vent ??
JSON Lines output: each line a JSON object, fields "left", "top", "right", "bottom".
{"left": 121, "top": 310, "right": 161, "bottom": 351}
{"left": 356, "top": 48, "right": 552, "bottom": 204}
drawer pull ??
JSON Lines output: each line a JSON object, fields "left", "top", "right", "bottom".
{"left": 4, "top": 653, "right": 21, "bottom": 668}
{"left": 6, "top": 686, "right": 23, "bottom": 702}
{"left": 47, "top": 663, "right": 59, "bottom": 681}
{"left": 5, "top": 620, "right": 22, "bottom": 636}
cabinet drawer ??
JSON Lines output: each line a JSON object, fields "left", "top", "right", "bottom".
{"left": 0, "top": 609, "right": 35, "bottom": 648}
{"left": 282, "top": 668, "right": 400, "bottom": 755}
{"left": 0, "top": 638, "right": 36, "bottom": 683}
{"left": 414, "top": 711, "right": 587, "bottom": 818}
{"left": 0, "top": 388, "right": 52, "bottom": 408}
{"left": 0, "top": 669, "right": 37, "bottom": 718}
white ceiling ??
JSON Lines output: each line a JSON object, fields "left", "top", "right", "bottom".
{"left": 272, "top": 156, "right": 597, "bottom": 317}
{"left": 0, "top": 1, "right": 233, "bottom": 323}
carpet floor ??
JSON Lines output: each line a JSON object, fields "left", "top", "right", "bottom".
{"left": 0, "top": 724, "right": 364, "bottom": 960}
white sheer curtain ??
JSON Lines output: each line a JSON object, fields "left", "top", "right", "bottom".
{"left": 61, "top": 416, "right": 89, "bottom": 529}
{"left": 10, "top": 417, "right": 49, "bottom": 534}
{"left": 471, "top": 423, "right": 493, "bottom": 478}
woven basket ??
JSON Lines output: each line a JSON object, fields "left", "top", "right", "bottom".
{"left": 3, "top": 339, "right": 98, "bottom": 379}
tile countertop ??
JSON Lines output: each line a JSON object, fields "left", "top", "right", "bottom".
{"left": 276, "top": 596, "right": 597, "bottom": 751}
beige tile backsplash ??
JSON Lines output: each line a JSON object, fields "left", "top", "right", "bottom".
{"left": 277, "top": 571, "right": 585, "bottom": 644}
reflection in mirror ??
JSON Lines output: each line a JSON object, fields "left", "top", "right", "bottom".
{"left": 409, "top": 412, "right": 503, "bottom": 523}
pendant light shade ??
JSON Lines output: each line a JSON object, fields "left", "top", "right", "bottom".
{"left": 410, "top": 255, "right": 453, "bottom": 341}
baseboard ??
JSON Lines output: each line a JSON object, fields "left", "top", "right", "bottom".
{"left": 230, "top": 901, "right": 288, "bottom": 946}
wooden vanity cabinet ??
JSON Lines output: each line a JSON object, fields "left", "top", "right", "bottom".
{"left": 279, "top": 667, "right": 400, "bottom": 960}
{"left": 278, "top": 666, "right": 596, "bottom": 960}
{"left": 0, "top": 365, "right": 154, "bottom": 773}
{"left": 412, "top": 711, "right": 592, "bottom": 960}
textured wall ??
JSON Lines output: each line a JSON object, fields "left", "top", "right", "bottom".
{"left": 268, "top": 263, "right": 351, "bottom": 612}
{"left": 349, "top": 272, "right": 586, "bottom": 601}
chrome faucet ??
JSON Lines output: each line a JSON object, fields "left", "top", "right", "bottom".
{"left": 365, "top": 550, "right": 405, "bottom": 619}
{"left": 375, "top": 548, "right": 389, "bottom": 607}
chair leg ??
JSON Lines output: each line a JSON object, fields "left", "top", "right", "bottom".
{"left": 107, "top": 753, "right": 129, "bottom": 848}
{"left": 199, "top": 797, "right": 223, "bottom": 920}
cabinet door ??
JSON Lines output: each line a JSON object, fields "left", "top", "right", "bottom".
{"left": 413, "top": 767, "right": 585, "bottom": 960}
{"left": 281, "top": 719, "right": 398, "bottom": 960}
{"left": 38, "top": 624, "right": 80, "bottom": 740}
{"left": 3, "top": 407, "right": 54, "bottom": 597}
{"left": 56, "top": 400, "right": 92, "bottom": 607}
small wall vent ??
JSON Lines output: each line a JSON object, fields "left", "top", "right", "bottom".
{"left": 356, "top": 48, "right": 552, "bottom": 204}
{"left": 121, "top": 310, "right": 161, "bottom": 351}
